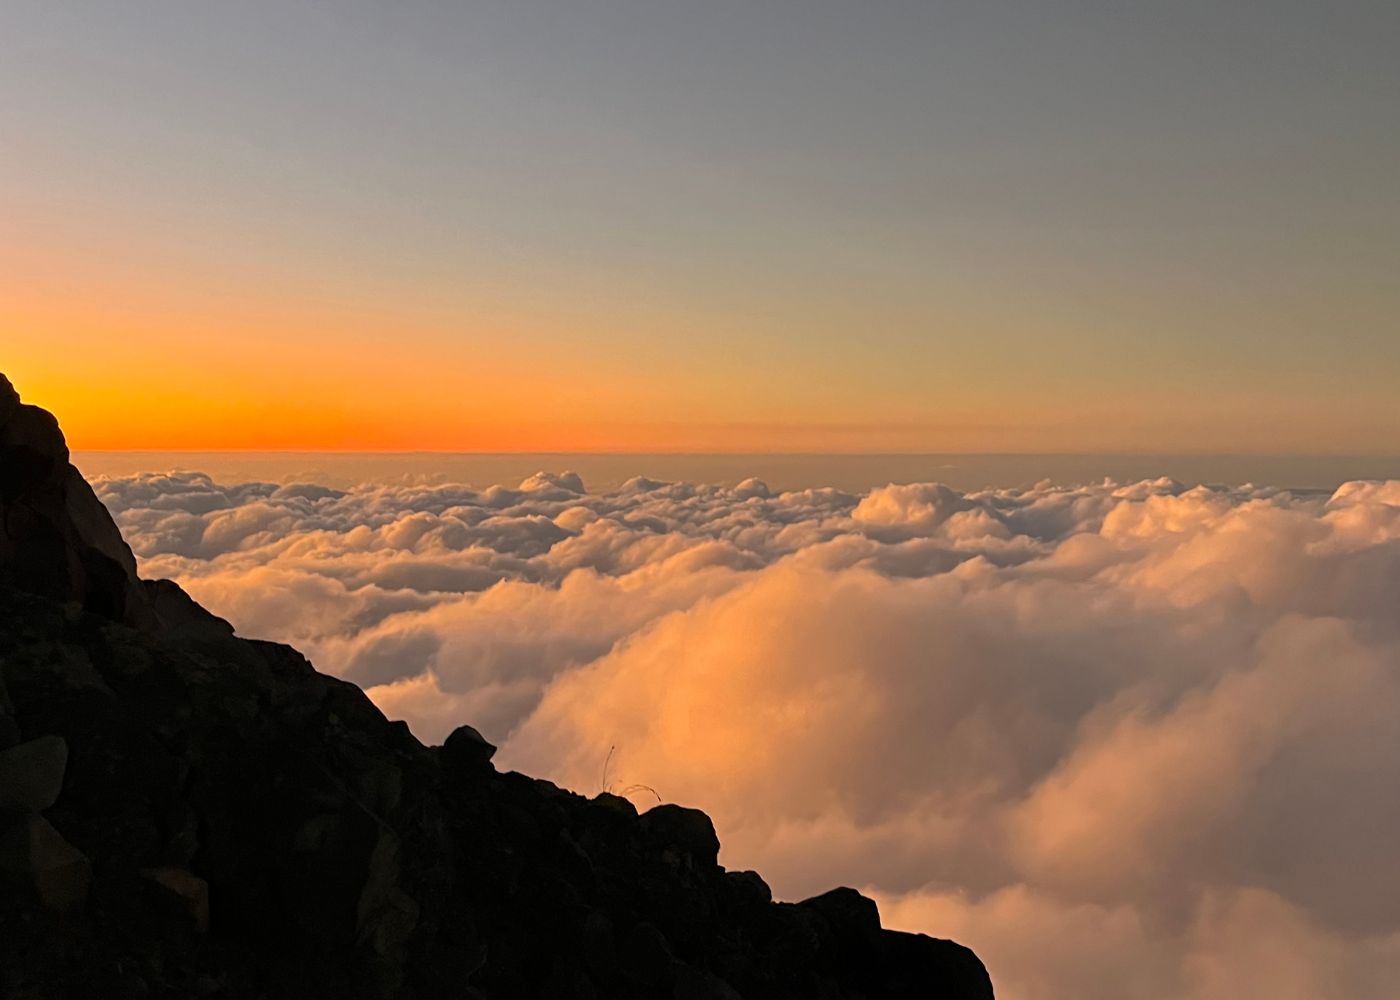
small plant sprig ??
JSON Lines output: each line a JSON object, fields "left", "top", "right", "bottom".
{"left": 599, "top": 744, "right": 661, "bottom": 804}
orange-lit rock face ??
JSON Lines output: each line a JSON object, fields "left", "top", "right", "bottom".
{"left": 93, "top": 469, "right": 1400, "bottom": 999}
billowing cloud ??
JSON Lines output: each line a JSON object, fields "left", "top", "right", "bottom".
{"left": 95, "top": 469, "right": 1400, "bottom": 999}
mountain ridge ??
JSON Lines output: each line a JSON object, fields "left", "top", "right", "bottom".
{"left": 0, "top": 373, "right": 993, "bottom": 999}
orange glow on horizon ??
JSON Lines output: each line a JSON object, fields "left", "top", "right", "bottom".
{"left": 7, "top": 231, "right": 1398, "bottom": 456}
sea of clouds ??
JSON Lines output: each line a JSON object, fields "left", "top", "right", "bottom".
{"left": 94, "top": 469, "right": 1400, "bottom": 1000}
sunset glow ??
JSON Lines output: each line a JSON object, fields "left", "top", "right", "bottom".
{"left": 5, "top": 3, "right": 1398, "bottom": 454}
{"left": 5, "top": 4, "right": 1400, "bottom": 999}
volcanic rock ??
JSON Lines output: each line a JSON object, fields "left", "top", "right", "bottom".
{"left": 0, "top": 813, "right": 91, "bottom": 914}
{"left": 441, "top": 722, "right": 497, "bottom": 770}
{"left": 142, "top": 866, "right": 211, "bottom": 934}
{"left": 0, "top": 734, "right": 67, "bottom": 814}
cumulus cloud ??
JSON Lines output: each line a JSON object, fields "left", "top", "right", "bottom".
{"left": 94, "top": 469, "right": 1400, "bottom": 1000}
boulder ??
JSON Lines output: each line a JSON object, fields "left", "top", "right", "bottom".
{"left": 0, "top": 733, "right": 68, "bottom": 814}
{"left": 579, "top": 908, "right": 618, "bottom": 984}
{"left": 640, "top": 803, "right": 720, "bottom": 868}
{"left": 590, "top": 791, "right": 638, "bottom": 818}
{"left": 441, "top": 723, "right": 496, "bottom": 769}
{"left": 0, "top": 812, "right": 91, "bottom": 913}
{"left": 800, "top": 886, "right": 882, "bottom": 941}
{"left": 799, "top": 887, "right": 883, "bottom": 970}
{"left": 620, "top": 921, "right": 674, "bottom": 988}
{"left": 674, "top": 963, "right": 743, "bottom": 1000}
{"left": 144, "top": 578, "right": 236, "bottom": 640}
{"left": 143, "top": 866, "right": 211, "bottom": 934}
{"left": 882, "top": 930, "right": 997, "bottom": 999}
{"left": 724, "top": 869, "right": 772, "bottom": 910}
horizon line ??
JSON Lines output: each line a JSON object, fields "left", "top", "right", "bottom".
{"left": 70, "top": 447, "right": 1400, "bottom": 460}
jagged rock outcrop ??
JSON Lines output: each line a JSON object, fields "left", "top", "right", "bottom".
{"left": 0, "top": 374, "right": 230, "bottom": 640}
{"left": 0, "top": 375, "right": 994, "bottom": 999}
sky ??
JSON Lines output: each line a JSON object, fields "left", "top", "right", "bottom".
{"left": 8, "top": 8, "right": 1400, "bottom": 996}
{"left": 4, "top": 1, "right": 1399, "bottom": 451}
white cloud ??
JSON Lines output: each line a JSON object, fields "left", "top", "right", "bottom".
{"left": 95, "top": 469, "right": 1400, "bottom": 999}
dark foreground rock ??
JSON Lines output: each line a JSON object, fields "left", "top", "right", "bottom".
{"left": 0, "top": 374, "right": 993, "bottom": 999}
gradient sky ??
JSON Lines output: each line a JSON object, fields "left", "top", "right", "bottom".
{"left": 4, "top": 1, "right": 1398, "bottom": 452}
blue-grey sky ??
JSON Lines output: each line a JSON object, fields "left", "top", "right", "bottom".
{"left": 4, "top": 1, "right": 1398, "bottom": 451}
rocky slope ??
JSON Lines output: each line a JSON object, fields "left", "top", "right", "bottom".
{"left": 0, "top": 373, "right": 993, "bottom": 999}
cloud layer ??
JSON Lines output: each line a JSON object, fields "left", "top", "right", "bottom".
{"left": 95, "top": 469, "right": 1400, "bottom": 1000}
